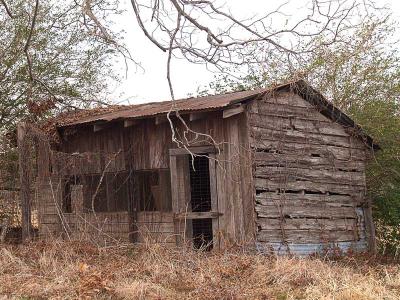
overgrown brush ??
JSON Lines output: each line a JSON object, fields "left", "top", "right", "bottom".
{"left": 0, "top": 240, "right": 399, "bottom": 299}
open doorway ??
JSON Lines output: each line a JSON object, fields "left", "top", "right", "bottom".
{"left": 169, "top": 146, "right": 219, "bottom": 250}
{"left": 189, "top": 155, "right": 213, "bottom": 250}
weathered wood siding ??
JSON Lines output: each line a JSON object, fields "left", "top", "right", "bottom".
{"left": 216, "top": 113, "right": 254, "bottom": 245}
{"left": 63, "top": 212, "right": 131, "bottom": 242}
{"left": 37, "top": 112, "right": 254, "bottom": 245}
{"left": 60, "top": 119, "right": 182, "bottom": 171}
{"left": 135, "top": 212, "right": 175, "bottom": 245}
{"left": 36, "top": 177, "right": 63, "bottom": 237}
{"left": 0, "top": 190, "right": 22, "bottom": 227}
{"left": 36, "top": 177, "right": 152, "bottom": 243}
{"left": 248, "top": 91, "right": 370, "bottom": 255}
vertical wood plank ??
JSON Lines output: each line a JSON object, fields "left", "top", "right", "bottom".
{"left": 227, "top": 116, "right": 244, "bottom": 242}
{"left": 215, "top": 150, "right": 227, "bottom": 248}
{"left": 37, "top": 138, "right": 50, "bottom": 181}
{"left": 180, "top": 156, "right": 192, "bottom": 243}
{"left": 208, "top": 153, "right": 219, "bottom": 249}
{"left": 239, "top": 112, "right": 256, "bottom": 243}
{"left": 169, "top": 154, "right": 181, "bottom": 245}
{"left": 364, "top": 204, "right": 377, "bottom": 253}
{"left": 71, "top": 185, "right": 84, "bottom": 214}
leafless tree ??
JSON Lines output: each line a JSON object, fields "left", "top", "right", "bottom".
{"left": 126, "top": 0, "right": 384, "bottom": 150}
{"left": 0, "top": 0, "right": 384, "bottom": 149}
{"left": 129, "top": 0, "right": 382, "bottom": 99}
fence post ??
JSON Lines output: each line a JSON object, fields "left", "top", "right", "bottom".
{"left": 18, "top": 122, "right": 32, "bottom": 241}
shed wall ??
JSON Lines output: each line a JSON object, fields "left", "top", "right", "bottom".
{"left": 37, "top": 113, "right": 254, "bottom": 245}
{"left": 248, "top": 91, "right": 371, "bottom": 255}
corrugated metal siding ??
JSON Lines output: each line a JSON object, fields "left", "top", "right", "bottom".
{"left": 255, "top": 240, "right": 368, "bottom": 256}
{"left": 256, "top": 208, "right": 369, "bottom": 256}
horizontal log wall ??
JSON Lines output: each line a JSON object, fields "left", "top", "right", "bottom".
{"left": 248, "top": 91, "right": 370, "bottom": 254}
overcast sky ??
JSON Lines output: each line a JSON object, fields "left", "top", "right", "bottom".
{"left": 109, "top": 0, "right": 400, "bottom": 105}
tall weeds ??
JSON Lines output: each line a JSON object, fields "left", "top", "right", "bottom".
{"left": 0, "top": 240, "right": 399, "bottom": 299}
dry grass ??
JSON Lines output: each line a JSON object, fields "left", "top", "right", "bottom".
{"left": 0, "top": 240, "right": 399, "bottom": 299}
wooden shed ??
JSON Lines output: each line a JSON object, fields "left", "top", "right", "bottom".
{"left": 27, "top": 80, "right": 378, "bottom": 255}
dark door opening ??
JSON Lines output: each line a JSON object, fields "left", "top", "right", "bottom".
{"left": 189, "top": 155, "right": 213, "bottom": 250}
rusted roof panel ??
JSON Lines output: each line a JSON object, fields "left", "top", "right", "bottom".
{"left": 60, "top": 88, "right": 267, "bottom": 127}
{"left": 53, "top": 80, "right": 379, "bottom": 150}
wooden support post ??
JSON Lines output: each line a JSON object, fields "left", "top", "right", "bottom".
{"left": 71, "top": 185, "right": 84, "bottom": 213}
{"left": 17, "top": 122, "right": 32, "bottom": 241}
{"left": 208, "top": 153, "right": 220, "bottom": 249}
{"left": 169, "top": 155, "right": 181, "bottom": 246}
{"left": 364, "top": 202, "right": 377, "bottom": 254}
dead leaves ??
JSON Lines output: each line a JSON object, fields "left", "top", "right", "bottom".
{"left": 0, "top": 241, "right": 400, "bottom": 299}
{"left": 77, "top": 262, "right": 112, "bottom": 299}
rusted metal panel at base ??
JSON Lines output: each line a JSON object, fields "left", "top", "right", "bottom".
{"left": 255, "top": 240, "right": 368, "bottom": 256}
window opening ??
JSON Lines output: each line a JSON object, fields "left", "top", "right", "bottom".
{"left": 134, "top": 169, "right": 172, "bottom": 212}
{"left": 83, "top": 174, "right": 108, "bottom": 212}
{"left": 62, "top": 169, "right": 172, "bottom": 214}
{"left": 62, "top": 176, "right": 80, "bottom": 213}
{"left": 81, "top": 171, "right": 131, "bottom": 212}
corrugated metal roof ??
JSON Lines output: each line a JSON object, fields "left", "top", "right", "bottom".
{"left": 54, "top": 80, "right": 379, "bottom": 150}
{"left": 59, "top": 87, "right": 268, "bottom": 127}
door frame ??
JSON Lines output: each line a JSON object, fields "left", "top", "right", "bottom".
{"left": 169, "top": 146, "right": 220, "bottom": 249}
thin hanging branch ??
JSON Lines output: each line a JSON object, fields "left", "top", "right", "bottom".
{"left": 0, "top": 0, "right": 14, "bottom": 18}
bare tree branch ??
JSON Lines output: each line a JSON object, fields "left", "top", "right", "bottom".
{"left": 82, "top": 0, "right": 140, "bottom": 74}
{"left": 24, "top": 0, "right": 39, "bottom": 82}
{"left": 128, "top": 0, "right": 382, "bottom": 102}
{"left": 131, "top": 0, "right": 167, "bottom": 52}
{"left": 126, "top": 0, "right": 383, "bottom": 152}
{"left": 0, "top": 0, "right": 14, "bottom": 18}
{"left": 83, "top": 0, "right": 115, "bottom": 44}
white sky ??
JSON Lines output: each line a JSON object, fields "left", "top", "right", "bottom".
{"left": 109, "top": 0, "right": 400, "bottom": 105}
